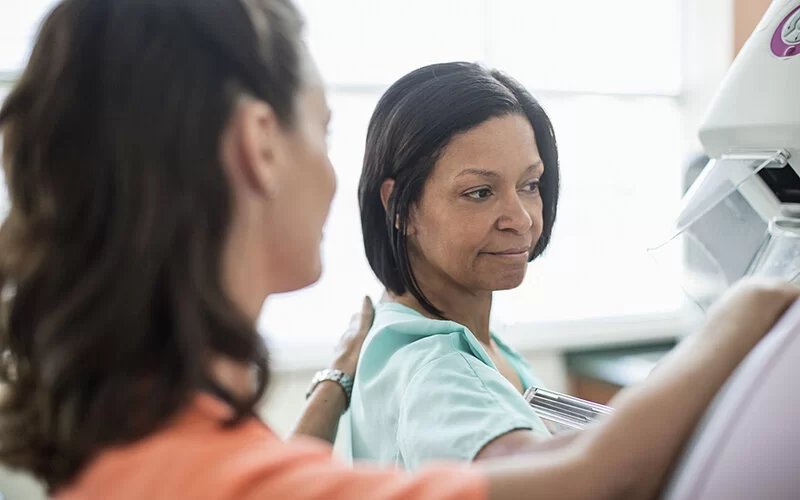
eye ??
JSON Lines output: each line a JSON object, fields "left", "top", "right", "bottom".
{"left": 521, "top": 180, "right": 541, "bottom": 194}
{"left": 465, "top": 188, "right": 493, "bottom": 200}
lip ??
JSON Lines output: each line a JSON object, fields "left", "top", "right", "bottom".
{"left": 482, "top": 247, "right": 531, "bottom": 259}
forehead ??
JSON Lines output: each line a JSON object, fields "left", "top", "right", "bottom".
{"left": 302, "top": 50, "right": 324, "bottom": 89}
{"left": 297, "top": 53, "right": 328, "bottom": 112}
{"left": 434, "top": 114, "right": 541, "bottom": 178}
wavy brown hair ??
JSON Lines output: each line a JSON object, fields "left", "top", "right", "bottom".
{"left": 0, "top": 0, "right": 303, "bottom": 491}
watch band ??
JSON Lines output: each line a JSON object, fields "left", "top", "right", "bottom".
{"left": 306, "top": 368, "right": 354, "bottom": 410}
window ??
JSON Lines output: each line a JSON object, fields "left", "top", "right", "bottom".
{"left": 0, "top": 1, "right": 717, "bottom": 365}
{"left": 266, "top": 0, "right": 692, "bottom": 362}
{"left": 0, "top": 0, "right": 54, "bottom": 75}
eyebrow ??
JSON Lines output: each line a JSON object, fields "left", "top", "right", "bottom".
{"left": 525, "top": 160, "right": 545, "bottom": 175}
{"left": 455, "top": 160, "right": 544, "bottom": 179}
{"left": 456, "top": 168, "right": 501, "bottom": 179}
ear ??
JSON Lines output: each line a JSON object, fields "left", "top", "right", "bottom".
{"left": 379, "top": 179, "right": 395, "bottom": 211}
{"left": 380, "top": 178, "right": 418, "bottom": 235}
{"left": 380, "top": 178, "right": 402, "bottom": 231}
{"left": 225, "top": 99, "right": 284, "bottom": 198}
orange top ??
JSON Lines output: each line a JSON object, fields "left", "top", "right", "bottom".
{"left": 55, "top": 394, "right": 488, "bottom": 500}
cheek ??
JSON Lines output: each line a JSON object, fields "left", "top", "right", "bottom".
{"left": 418, "top": 213, "right": 490, "bottom": 263}
{"left": 452, "top": 221, "right": 490, "bottom": 253}
{"left": 527, "top": 199, "right": 545, "bottom": 234}
{"left": 307, "top": 137, "right": 336, "bottom": 208}
{"left": 262, "top": 206, "right": 323, "bottom": 288}
{"left": 322, "top": 159, "right": 336, "bottom": 206}
{"left": 292, "top": 143, "right": 335, "bottom": 218}
{"left": 270, "top": 159, "right": 330, "bottom": 257}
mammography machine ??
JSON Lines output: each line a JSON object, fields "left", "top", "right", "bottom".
{"left": 651, "top": 0, "right": 800, "bottom": 304}
{"left": 653, "top": 1, "right": 800, "bottom": 497}
{"left": 532, "top": 2, "right": 800, "bottom": 497}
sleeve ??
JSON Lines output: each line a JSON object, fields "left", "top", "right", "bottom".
{"left": 397, "top": 352, "right": 541, "bottom": 470}
{"left": 230, "top": 437, "right": 488, "bottom": 500}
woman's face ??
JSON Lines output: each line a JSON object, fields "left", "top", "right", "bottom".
{"left": 407, "top": 114, "right": 544, "bottom": 294}
{"left": 254, "top": 58, "right": 336, "bottom": 295}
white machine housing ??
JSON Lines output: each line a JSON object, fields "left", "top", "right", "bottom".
{"left": 662, "top": 1, "right": 800, "bottom": 498}
{"left": 651, "top": 0, "right": 800, "bottom": 308}
{"left": 701, "top": 0, "right": 800, "bottom": 162}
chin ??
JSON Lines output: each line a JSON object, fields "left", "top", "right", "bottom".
{"left": 295, "top": 263, "right": 323, "bottom": 291}
{"left": 492, "top": 280, "right": 525, "bottom": 291}
{"left": 271, "top": 257, "right": 323, "bottom": 294}
{"left": 486, "top": 271, "right": 527, "bottom": 291}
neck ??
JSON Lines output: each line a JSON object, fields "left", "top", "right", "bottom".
{"left": 393, "top": 279, "right": 493, "bottom": 346}
{"left": 216, "top": 213, "right": 271, "bottom": 402}
{"left": 222, "top": 211, "right": 271, "bottom": 322}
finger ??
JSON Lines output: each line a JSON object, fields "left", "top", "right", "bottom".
{"left": 362, "top": 295, "right": 374, "bottom": 313}
{"left": 360, "top": 295, "right": 375, "bottom": 328}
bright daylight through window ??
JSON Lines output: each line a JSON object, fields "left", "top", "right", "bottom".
{"left": 0, "top": 0, "right": 692, "bottom": 364}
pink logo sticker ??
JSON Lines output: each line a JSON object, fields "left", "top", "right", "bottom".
{"left": 771, "top": 5, "right": 800, "bottom": 57}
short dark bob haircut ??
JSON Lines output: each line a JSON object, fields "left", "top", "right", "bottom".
{"left": 358, "top": 62, "right": 560, "bottom": 317}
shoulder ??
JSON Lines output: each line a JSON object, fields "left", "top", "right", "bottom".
{"left": 368, "top": 303, "right": 463, "bottom": 340}
{"left": 57, "top": 396, "right": 333, "bottom": 499}
{"left": 357, "top": 303, "right": 476, "bottom": 374}
{"left": 490, "top": 333, "right": 545, "bottom": 388}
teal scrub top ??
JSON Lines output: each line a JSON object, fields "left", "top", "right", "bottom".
{"left": 346, "top": 302, "right": 551, "bottom": 470}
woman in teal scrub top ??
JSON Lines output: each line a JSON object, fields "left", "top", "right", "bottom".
{"left": 350, "top": 62, "right": 561, "bottom": 468}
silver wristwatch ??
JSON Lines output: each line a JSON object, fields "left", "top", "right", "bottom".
{"left": 306, "top": 368, "right": 354, "bottom": 409}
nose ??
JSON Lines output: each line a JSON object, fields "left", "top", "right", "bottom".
{"left": 496, "top": 193, "right": 533, "bottom": 234}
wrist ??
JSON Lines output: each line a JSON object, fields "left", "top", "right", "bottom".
{"left": 330, "top": 357, "right": 357, "bottom": 378}
{"left": 306, "top": 368, "right": 354, "bottom": 411}
{"left": 310, "top": 380, "right": 349, "bottom": 413}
